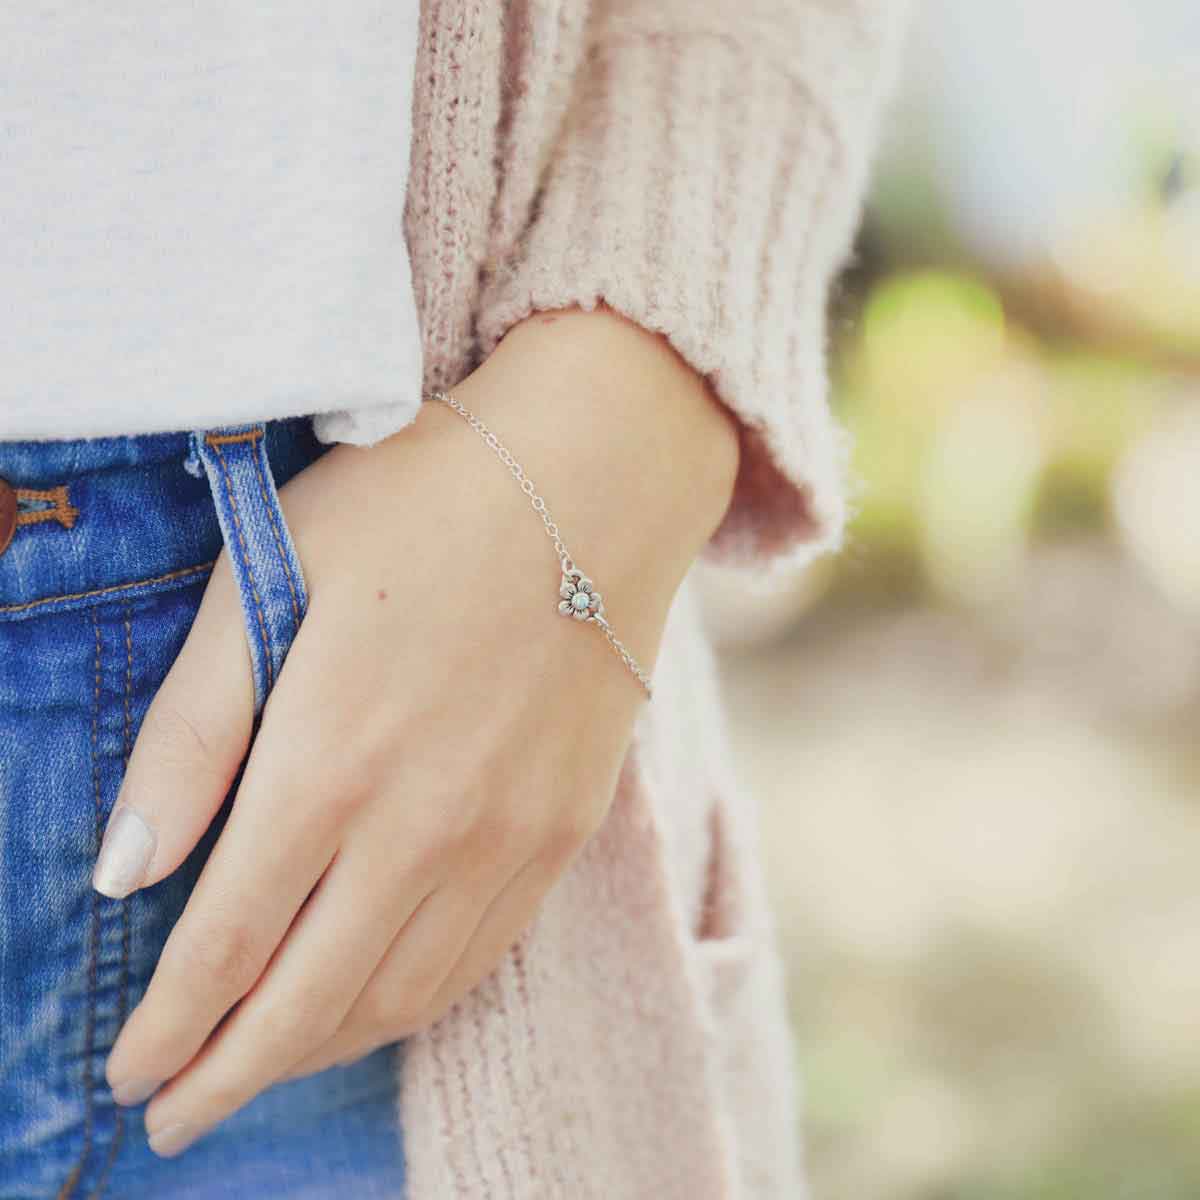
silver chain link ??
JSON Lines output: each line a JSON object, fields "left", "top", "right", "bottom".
{"left": 431, "top": 389, "right": 653, "bottom": 698}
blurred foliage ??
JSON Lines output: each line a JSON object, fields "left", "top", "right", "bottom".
{"left": 771, "top": 257, "right": 1200, "bottom": 1198}
{"left": 829, "top": 269, "right": 1168, "bottom": 608}
{"left": 751, "top": 10, "right": 1200, "bottom": 1199}
{"left": 955, "top": 1087, "right": 1200, "bottom": 1200}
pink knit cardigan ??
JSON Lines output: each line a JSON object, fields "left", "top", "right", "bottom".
{"left": 399, "top": 2, "right": 904, "bottom": 1196}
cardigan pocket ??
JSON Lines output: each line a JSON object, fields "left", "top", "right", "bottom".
{"left": 692, "top": 791, "right": 759, "bottom": 1027}
{"left": 690, "top": 786, "right": 802, "bottom": 1194}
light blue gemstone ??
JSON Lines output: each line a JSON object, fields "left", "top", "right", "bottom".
{"left": 572, "top": 591, "right": 590, "bottom": 611}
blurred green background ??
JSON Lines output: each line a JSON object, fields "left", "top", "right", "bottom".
{"left": 701, "top": 2, "right": 1200, "bottom": 1196}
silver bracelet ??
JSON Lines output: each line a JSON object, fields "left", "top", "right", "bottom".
{"left": 430, "top": 389, "right": 653, "bottom": 699}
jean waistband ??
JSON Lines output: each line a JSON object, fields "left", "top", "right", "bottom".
{"left": 0, "top": 418, "right": 325, "bottom": 619}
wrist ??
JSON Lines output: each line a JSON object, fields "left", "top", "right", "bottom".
{"left": 392, "top": 304, "right": 738, "bottom": 682}
{"left": 464, "top": 304, "right": 740, "bottom": 558}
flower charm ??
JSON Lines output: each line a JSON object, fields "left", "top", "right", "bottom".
{"left": 558, "top": 572, "right": 604, "bottom": 622}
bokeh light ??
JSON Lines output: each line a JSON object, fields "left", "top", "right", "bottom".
{"left": 703, "top": 3, "right": 1200, "bottom": 1196}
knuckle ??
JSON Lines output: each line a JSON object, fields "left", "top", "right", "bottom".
{"left": 362, "top": 979, "right": 435, "bottom": 1039}
{"left": 355, "top": 987, "right": 399, "bottom": 1034}
{"left": 239, "top": 975, "right": 344, "bottom": 1054}
{"left": 293, "top": 756, "right": 371, "bottom": 820}
{"left": 194, "top": 1080, "right": 255, "bottom": 1123}
{"left": 548, "top": 808, "right": 597, "bottom": 861}
{"left": 259, "top": 990, "right": 340, "bottom": 1050}
{"left": 476, "top": 806, "right": 538, "bottom": 856}
{"left": 138, "top": 697, "right": 235, "bottom": 781}
{"left": 388, "top": 999, "right": 432, "bottom": 1038}
{"left": 202, "top": 1080, "right": 246, "bottom": 1118}
{"left": 414, "top": 817, "right": 473, "bottom": 869}
{"left": 336, "top": 1036, "right": 385, "bottom": 1070}
{"left": 304, "top": 753, "right": 360, "bottom": 799}
{"left": 169, "top": 916, "right": 263, "bottom": 1000}
{"left": 396, "top": 970, "right": 446, "bottom": 1031}
{"left": 109, "top": 1007, "right": 185, "bottom": 1076}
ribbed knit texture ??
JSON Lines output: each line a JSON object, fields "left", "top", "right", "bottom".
{"left": 395, "top": 3, "right": 907, "bottom": 1196}
{"left": 471, "top": 0, "right": 906, "bottom": 569}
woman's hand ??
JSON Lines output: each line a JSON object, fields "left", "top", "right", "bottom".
{"left": 98, "top": 305, "right": 739, "bottom": 1157}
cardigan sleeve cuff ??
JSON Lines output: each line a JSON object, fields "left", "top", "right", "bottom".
{"left": 475, "top": 18, "right": 900, "bottom": 571}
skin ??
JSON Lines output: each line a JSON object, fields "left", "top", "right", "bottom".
{"left": 100, "top": 303, "right": 741, "bottom": 1157}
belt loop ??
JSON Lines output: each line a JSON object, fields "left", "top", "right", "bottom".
{"left": 189, "top": 425, "right": 308, "bottom": 715}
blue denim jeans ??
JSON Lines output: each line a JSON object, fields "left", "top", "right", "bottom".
{"left": 0, "top": 421, "right": 406, "bottom": 1199}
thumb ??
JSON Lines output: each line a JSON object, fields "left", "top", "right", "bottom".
{"left": 92, "top": 556, "right": 254, "bottom": 898}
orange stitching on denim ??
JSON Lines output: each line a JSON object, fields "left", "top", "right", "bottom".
{"left": 204, "top": 430, "right": 263, "bottom": 447}
{"left": 210, "top": 441, "right": 273, "bottom": 691}
{"left": 15, "top": 507, "right": 69, "bottom": 528}
{"left": 0, "top": 563, "right": 213, "bottom": 616}
{"left": 121, "top": 613, "right": 132, "bottom": 762}
{"left": 15, "top": 484, "right": 79, "bottom": 530}
{"left": 57, "top": 615, "right": 105, "bottom": 1199}
{"left": 87, "top": 613, "right": 135, "bottom": 1200}
{"left": 249, "top": 439, "right": 303, "bottom": 629}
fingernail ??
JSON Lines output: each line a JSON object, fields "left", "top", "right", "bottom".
{"left": 148, "top": 1121, "right": 195, "bottom": 1158}
{"left": 110, "top": 1077, "right": 159, "bottom": 1106}
{"left": 93, "top": 806, "right": 156, "bottom": 898}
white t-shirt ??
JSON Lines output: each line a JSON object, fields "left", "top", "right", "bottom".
{"left": 0, "top": 4, "right": 424, "bottom": 444}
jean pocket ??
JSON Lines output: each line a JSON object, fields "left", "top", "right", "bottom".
{"left": 190, "top": 424, "right": 309, "bottom": 715}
